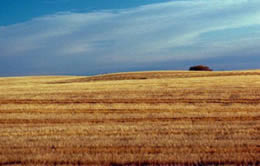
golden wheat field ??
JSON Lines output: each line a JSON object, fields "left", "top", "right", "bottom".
{"left": 0, "top": 70, "right": 259, "bottom": 166}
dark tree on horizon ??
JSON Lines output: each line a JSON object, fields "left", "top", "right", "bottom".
{"left": 189, "top": 65, "right": 213, "bottom": 71}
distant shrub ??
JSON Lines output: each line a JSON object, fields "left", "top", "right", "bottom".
{"left": 189, "top": 65, "right": 213, "bottom": 71}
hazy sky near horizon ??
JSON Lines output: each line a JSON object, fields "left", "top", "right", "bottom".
{"left": 1, "top": 0, "right": 260, "bottom": 76}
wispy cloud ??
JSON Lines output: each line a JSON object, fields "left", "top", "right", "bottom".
{"left": 1, "top": 0, "right": 260, "bottom": 75}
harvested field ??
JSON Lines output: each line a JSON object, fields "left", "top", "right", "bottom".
{"left": 0, "top": 70, "right": 259, "bottom": 165}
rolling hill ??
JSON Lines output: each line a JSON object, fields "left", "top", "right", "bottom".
{"left": 0, "top": 70, "right": 259, "bottom": 165}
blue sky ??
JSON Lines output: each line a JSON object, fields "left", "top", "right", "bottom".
{"left": 0, "top": 0, "right": 260, "bottom": 76}
{"left": 0, "top": 0, "right": 171, "bottom": 26}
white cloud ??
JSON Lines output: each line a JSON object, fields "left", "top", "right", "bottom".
{"left": 1, "top": 0, "right": 260, "bottom": 65}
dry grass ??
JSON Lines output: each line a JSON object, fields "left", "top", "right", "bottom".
{"left": 0, "top": 70, "right": 259, "bottom": 165}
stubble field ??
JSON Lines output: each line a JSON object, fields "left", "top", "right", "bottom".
{"left": 0, "top": 70, "right": 259, "bottom": 165}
